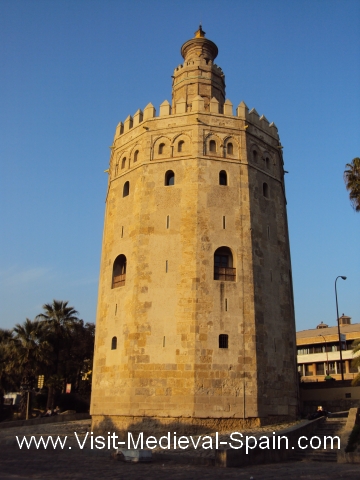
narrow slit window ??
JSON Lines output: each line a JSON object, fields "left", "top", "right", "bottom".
{"left": 134, "top": 150, "right": 139, "bottom": 163}
{"left": 225, "top": 298, "right": 228, "bottom": 311}
{"left": 223, "top": 216, "right": 226, "bottom": 229}
{"left": 166, "top": 215, "right": 170, "bottom": 229}
{"left": 121, "top": 226, "right": 124, "bottom": 238}
{"left": 178, "top": 140, "right": 184, "bottom": 152}
{"left": 123, "top": 181, "right": 130, "bottom": 197}
{"left": 115, "top": 304, "right": 117, "bottom": 315}
{"left": 219, "top": 170, "right": 227, "bottom": 185}
{"left": 219, "top": 334, "right": 228, "bottom": 349}
{"left": 253, "top": 150, "right": 258, "bottom": 162}
{"left": 158, "top": 143, "right": 165, "bottom": 154}
{"left": 263, "top": 182, "right": 269, "bottom": 198}
{"left": 270, "top": 270, "right": 273, "bottom": 282}
{"left": 267, "top": 225, "right": 270, "bottom": 239}
{"left": 165, "top": 260, "right": 168, "bottom": 272}
{"left": 111, "top": 336, "right": 117, "bottom": 350}
{"left": 121, "top": 157, "right": 126, "bottom": 169}
{"left": 163, "top": 336, "right": 166, "bottom": 347}
{"left": 265, "top": 157, "right": 270, "bottom": 168}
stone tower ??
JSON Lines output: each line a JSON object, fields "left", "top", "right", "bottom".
{"left": 91, "top": 27, "right": 298, "bottom": 434}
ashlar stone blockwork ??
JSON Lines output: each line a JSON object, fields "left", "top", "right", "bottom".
{"left": 91, "top": 27, "right": 298, "bottom": 435}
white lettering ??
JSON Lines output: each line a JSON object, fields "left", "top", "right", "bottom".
{"left": 245, "top": 436, "right": 257, "bottom": 454}
{"left": 298, "top": 436, "right": 308, "bottom": 449}
{"left": 127, "top": 432, "right": 143, "bottom": 449}
{"left": 229, "top": 432, "right": 243, "bottom": 449}
{"left": 146, "top": 436, "right": 158, "bottom": 449}
{"left": 258, "top": 436, "right": 270, "bottom": 449}
{"left": 74, "top": 432, "right": 88, "bottom": 449}
{"left": 310, "top": 436, "right": 321, "bottom": 450}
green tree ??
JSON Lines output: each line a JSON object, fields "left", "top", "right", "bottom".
{"left": 7, "top": 319, "right": 51, "bottom": 417}
{"left": 351, "top": 339, "right": 360, "bottom": 385}
{"left": 36, "top": 300, "right": 80, "bottom": 408}
{"left": 344, "top": 157, "right": 360, "bottom": 212}
{"left": 0, "top": 329, "right": 13, "bottom": 417}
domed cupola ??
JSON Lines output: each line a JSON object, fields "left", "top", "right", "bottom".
{"left": 172, "top": 26, "right": 226, "bottom": 113}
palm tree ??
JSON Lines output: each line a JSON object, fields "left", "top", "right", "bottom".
{"left": 344, "top": 157, "right": 360, "bottom": 212}
{"left": 0, "top": 329, "right": 13, "bottom": 418}
{"left": 36, "top": 300, "right": 79, "bottom": 408}
{"left": 7, "top": 319, "right": 51, "bottom": 417}
{"left": 36, "top": 300, "right": 79, "bottom": 334}
{"left": 351, "top": 339, "right": 360, "bottom": 385}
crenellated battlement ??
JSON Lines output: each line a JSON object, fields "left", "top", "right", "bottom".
{"left": 92, "top": 29, "right": 297, "bottom": 435}
{"left": 113, "top": 95, "right": 279, "bottom": 142}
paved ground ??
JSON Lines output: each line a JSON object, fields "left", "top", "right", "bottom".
{"left": 0, "top": 419, "right": 359, "bottom": 479}
{"left": 1, "top": 445, "right": 360, "bottom": 480}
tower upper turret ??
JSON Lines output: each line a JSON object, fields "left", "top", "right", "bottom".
{"left": 172, "top": 27, "right": 225, "bottom": 113}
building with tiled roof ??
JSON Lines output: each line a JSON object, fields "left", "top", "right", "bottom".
{"left": 297, "top": 315, "right": 360, "bottom": 381}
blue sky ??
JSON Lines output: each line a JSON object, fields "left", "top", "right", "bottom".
{"left": 0, "top": 0, "right": 359, "bottom": 332}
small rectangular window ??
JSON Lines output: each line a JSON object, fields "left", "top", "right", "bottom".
{"left": 166, "top": 215, "right": 170, "bottom": 229}
{"left": 345, "top": 393, "right": 351, "bottom": 399}
{"left": 219, "top": 334, "right": 228, "bottom": 349}
{"left": 223, "top": 216, "right": 226, "bottom": 229}
{"left": 165, "top": 260, "right": 168, "bottom": 272}
{"left": 163, "top": 336, "right": 166, "bottom": 347}
{"left": 121, "top": 226, "right": 124, "bottom": 238}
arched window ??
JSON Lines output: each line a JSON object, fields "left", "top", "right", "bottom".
{"left": 134, "top": 150, "right": 139, "bottom": 163}
{"left": 123, "top": 181, "right": 130, "bottom": 197}
{"left": 178, "top": 140, "right": 184, "bottom": 152}
{"left": 214, "top": 247, "right": 235, "bottom": 281}
{"left": 253, "top": 150, "right": 258, "bottom": 162}
{"left": 112, "top": 254, "right": 126, "bottom": 288}
{"left": 263, "top": 182, "right": 269, "bottom": 198}
{"left": 121, "top": 157, "right": 126, "bottom": 169}
{"left": 165, "top": 170, "right": 175, "bottom": 186}
{"left": 219, "top": 334, "right": 228, "bottom": 349}
{"left": 158, "top": 143, "right": 165, "bottom": 154}
{"left": 227, "top": 143, "right": 233, "bottom": 155}
{"left": 209, "top": 140, "right": 216, "bottom": 152}
{"left": 219, "top": 170, "right": 227, "bottom": 186}
{"left": 111, "top": 336, "right": 117, "bottom": 350}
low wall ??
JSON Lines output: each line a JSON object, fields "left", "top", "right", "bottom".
{"left": 0, "top": 412, "right": 90, "bottom": 430}
{"left": 338, "top": 407, "right": 360, "bottom": 463}
{"left": 300, "top": 382, "right": 360, "bottom": 415}
{"left": 215, "top": 417, "right": 325, "bottom": 468}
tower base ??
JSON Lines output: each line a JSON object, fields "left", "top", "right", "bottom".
{"left": 91, "top": 414, "right": 296, "bottom": 436}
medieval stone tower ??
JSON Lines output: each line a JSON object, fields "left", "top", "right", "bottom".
{"left": 91, "top": 27, "right": 298, "bottom": 434}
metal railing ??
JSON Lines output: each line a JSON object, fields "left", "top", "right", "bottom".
{"left": 112, "top": 274, "right": 126, "bottom": 288}
{"left": 214, "top": 267, "right": 236, "bottom": 281}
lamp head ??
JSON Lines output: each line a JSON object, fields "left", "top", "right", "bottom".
{"left": 341, "top": 276, "right": 347, "bottom": 280}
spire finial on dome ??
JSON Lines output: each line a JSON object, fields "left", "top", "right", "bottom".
{"left": 194, "top": 25, "right": 205, "bottom": 38}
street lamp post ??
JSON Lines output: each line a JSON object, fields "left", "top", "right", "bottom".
{"left": 335, "top": 275, "right": 347, "bottom": 381}
{"left": 318, "top": 334, "right": 329, "bottom": 376}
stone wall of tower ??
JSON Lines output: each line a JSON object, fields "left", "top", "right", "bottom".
{"left": 90, "top": 93, "right": 298, "bottom": 434}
